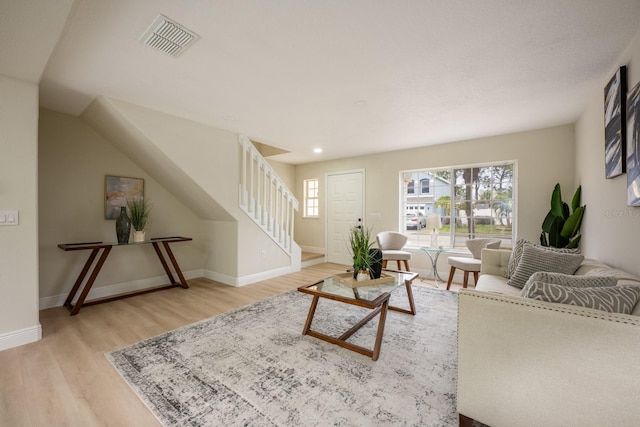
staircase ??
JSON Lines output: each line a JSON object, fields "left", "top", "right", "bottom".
{"left": 238, "top": 135, "right": 298, "bottom": 256}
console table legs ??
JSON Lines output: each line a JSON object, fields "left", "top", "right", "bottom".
{"left": 64, "top": 246, "right": 111, "bottom": 315}
{"left": 152, "top": 241, "right": 189, "bottom": 288}
{"left": 61, "top": 238, "right": 191, "bottom": 315}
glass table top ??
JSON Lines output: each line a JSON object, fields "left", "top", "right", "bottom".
{"left": 420, "top": 246, "right": 451, "bottom": 254}
{"left": 300, "top": 270, "right": 417, "bottom": 303}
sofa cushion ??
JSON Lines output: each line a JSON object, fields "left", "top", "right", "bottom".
{"left": 576, "top": 259, "right": 640, "bottom": 284}
{"left": 506, "top": 238, "right": 580, "bottom": 278}
{"left": 507, "top": 244, "right": 584, "bottom": 288}
{"left": 523, "top": 271, "right": 618, "bottom": 290}
{"left": 522, "top": 282, "right": 640, "bottom": 314}
{"left": 475, "top": 273, "right": 522, "bottom": 296}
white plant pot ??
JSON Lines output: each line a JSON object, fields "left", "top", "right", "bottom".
{"left": 132, "top": 230, "right": 146, "bottom": 242}
{"left": 356, "top": 270, "right": 370, "bottom": 281}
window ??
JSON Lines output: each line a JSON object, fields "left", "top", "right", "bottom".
{"left": 400, "top": 162, "right": 515, "bottom": 250}
{"left": 304, "top": 179, "right": 319, "bottom": 217}
{"left": 407, "top": 180, "right": 415, "bottom": 194}
{"left": 420, "top": 178, "right": 430, "bottom": 194}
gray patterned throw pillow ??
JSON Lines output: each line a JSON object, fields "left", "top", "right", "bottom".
{"left": 522, "top": 282, "right": 640, "bottom": 314}
{"left": 522, "top": 271, "right": 618, "bottom": 291}
{"left": 506, "top": 238, "right": 580, "bottom": 278}
{"left": 507, "top": 244, "right": 584, "bottom": 289}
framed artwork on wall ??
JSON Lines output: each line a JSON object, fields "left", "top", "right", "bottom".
{"left": 105, "top": 175, "right": 144, "bottom": 219}
{"left": 604, "top": 66, "right": 627, "bottom": 179}
{"left": 627, "top": 81, "right": 640, "bottom": 206}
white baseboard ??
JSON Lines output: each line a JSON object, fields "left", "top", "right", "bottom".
{"left": 203, "top": 264, "right": 299, "bottom": 287}
{"left": 39, "top": 269, "right": 204, "bottom": 310}
{"left": 0, "top": 324, "right": 42, "bottom": 351}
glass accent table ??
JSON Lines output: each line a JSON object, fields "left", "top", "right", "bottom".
{"left": 297, "top": 270, "right": 418, "bottom": 361}
{"left": 420, "top": 247, "right": 451, "bottom": 286}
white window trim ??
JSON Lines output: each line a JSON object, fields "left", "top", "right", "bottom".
{"left": 303, "top": 178, "right": 319, "bottom": 218}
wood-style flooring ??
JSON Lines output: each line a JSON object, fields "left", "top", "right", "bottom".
{"left": 0, "top": 263, "right": 463, "bottom": 426}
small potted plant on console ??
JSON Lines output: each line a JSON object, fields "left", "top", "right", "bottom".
{"left": 127, "top": 198, "right": 152, "bottom": 243}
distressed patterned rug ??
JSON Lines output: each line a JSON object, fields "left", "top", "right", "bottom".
{"left": 106, "top": 286, "right": 459, "bottom": 426}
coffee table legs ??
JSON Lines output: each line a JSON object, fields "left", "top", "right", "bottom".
{"left": 301, "top": 295, "right": 390, "bottom": 361}
{"left": 388, "top": 279, "right": 416, "bottom": 315}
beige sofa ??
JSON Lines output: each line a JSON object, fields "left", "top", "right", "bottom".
{"left": 456, "top": 248, "right": 640, "bottom": 427}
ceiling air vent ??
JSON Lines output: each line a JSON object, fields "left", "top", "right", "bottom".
{"left": 140, "top": 14, "right": 199, "bottom": 57}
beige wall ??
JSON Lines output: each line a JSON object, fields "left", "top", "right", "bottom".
{"left": 104, "top": 99, "right": 292, "bottom": 278}
{"left": 38, "top": 109, "right": 207, "bottom": 305}
{"left": 575, "top": 29, "right": 640, "bottom": 276}
{"left": 294, "top": 125, "right": 575, "bottom": 272}
{"left": 0, "top": 75, "right": 40, "bottom": 349}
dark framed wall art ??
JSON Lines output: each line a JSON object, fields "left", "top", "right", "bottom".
{"left": 105, "top": 175, "right": 145, "bottom": 219}
{"left": 604, "top": 66, "right": 627, "bottom": 179}
{"left": 627, "top": 80, "right": 640, "bottom": 206}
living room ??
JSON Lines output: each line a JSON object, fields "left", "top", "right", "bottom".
{"left": 3, "top": 1, "right": 640, "bottom": 425}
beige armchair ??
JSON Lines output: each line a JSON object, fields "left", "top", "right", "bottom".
{"left": 446, "top": 238, "right": 501, "bottom": 289}
{"left": 376, "top": 231, "right": 411, "bottom": 271}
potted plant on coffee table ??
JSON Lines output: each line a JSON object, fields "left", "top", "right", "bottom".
{"left": 349, "top": 225, "right": 374, "bottom": 281}
{"left": 127, "top": 198, "right": 151, "bottom": 243}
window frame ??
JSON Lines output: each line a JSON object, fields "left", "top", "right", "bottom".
{"left": 400, "top": 161, "right": 517, "bottom": 250}
{"left": 303, "top": 178, "right": 319, "bottom": 218}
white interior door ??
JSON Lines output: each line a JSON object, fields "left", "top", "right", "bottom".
{"left": 326, "top": 171, "right": 364, "bottom": 265}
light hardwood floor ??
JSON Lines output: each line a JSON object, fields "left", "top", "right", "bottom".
{"left": 0, "top": 263, "right": 461, "bottom": 426}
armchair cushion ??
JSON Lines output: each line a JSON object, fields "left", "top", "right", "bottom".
{"left": 376, "top": 231, "right": 408, "bottom": 250}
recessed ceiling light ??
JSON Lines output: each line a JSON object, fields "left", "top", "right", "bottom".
{"left": 355, "top": 100, "right": 367, "bottom": 107}
{"left": 313, "top": 148, "right": 323, "bottom": 154}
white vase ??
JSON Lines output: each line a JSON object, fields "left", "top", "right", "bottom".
{"left": 356, "top": 270, "right": 370, "bottom": 281}
{"left": 132, "top": 230, "right": 146, "bottom": 242}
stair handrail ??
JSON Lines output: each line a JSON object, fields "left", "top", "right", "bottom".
{"left": 238, "top": 135, "right": 298, "bottom": 254}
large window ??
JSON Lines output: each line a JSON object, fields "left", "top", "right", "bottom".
{"left": 303, "top": 178, "right": 319, "bottom": 218}
{"left": 401, "top": 162, "right": 515, "bottom": 250}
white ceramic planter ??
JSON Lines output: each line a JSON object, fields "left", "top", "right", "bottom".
{"left": 132, "top": 230, "right": 146, "bottom": 242}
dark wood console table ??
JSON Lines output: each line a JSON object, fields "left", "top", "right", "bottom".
{"left": 58, "top": 236, "right": 192, "bottom": 315}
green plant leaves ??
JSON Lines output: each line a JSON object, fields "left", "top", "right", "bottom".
{"left": 550, "top": 184, "right": 564, "bottom": 218}
{"left": 561, "top": 206, "right": 584, "bottom": 239}
{"left": 349, "top": 226, "right": 374, "bottom": 271}
{"left": 541, "top": 210, "right": 556, "bottom": 233}
{"left": 540, "top": 183, "right": 585, "bottom": 249}
{"left": 571, "top": 186, "right": 582, "bottom": 212}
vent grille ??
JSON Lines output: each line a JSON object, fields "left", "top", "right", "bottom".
{"left": 140, "top": 14, "right": 199, "bottom": 57}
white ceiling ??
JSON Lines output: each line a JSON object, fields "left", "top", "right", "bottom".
{"left": 3, "top": 1, "right": 640, "bottom": 164}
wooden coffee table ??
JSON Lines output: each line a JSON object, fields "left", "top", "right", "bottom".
{"left": 297, "top": 270, "right": 417, "bottom": 361}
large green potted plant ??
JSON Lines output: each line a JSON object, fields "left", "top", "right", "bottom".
{"left": 540, "top": 183, "right": 585, "bottom": 249}
{"left": 127, "top": 198, "right": 152, "bottom": 243}
{"left": 349, "top": 225, "right": 375, "bottom": 280}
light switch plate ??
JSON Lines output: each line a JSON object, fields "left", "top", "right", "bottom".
{"left": 0, "top": 210, "right": 19, "bottom": 226}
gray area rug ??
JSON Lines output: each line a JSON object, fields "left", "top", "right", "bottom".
{"left": 106, "top": 286, "right": 459, "bottom": 426}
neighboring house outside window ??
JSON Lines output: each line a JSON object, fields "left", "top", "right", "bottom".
{"left": 401, "top": 162, "right": 515, "bottom": 250}
{"left": 304, "top": 178, "right": 319, "bottom": 218}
